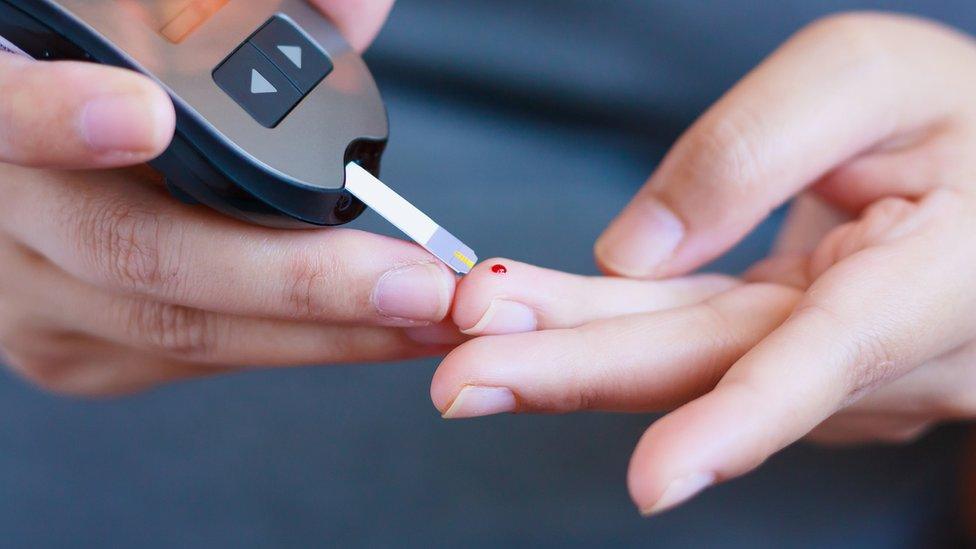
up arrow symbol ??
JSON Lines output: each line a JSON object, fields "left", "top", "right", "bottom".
{"left": 250, "top": 69, "right": 277, "bottom": 94}
{"left": 277, "top": 45, "right": 303, "bottom": 69}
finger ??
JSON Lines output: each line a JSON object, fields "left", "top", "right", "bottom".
{"left": 0, "top": 54, "right": 174, "bottom": 168}
{"left": 0, "top": 225, "right": 452, "bottom": 366}
{"left": 58, "top": 294, "right": 447, "bottom": 367}
{"left": 309, "top": 0, "right": 395, "bottom": 51}
{"left": 432, "top": 283, "right": 799, "bottom": 418}
{"left": 403, "top": 321, "right": 469, "bottom": 347}
{"left": 84, "top": 302, "right": 443, "bottom": 366}
{"left": 3, "top": 334, "right": 225, "bottom": 397}
{"left": 813, "top": 126, "right": 976, "bottom": 212}
{"left": 742, "top": 254, "right": 811, "bottom": 290}
{"left": 627, "top": 191, "right": 976, "bottom": 515}
{"left": 743, "top": 194, "right": 848, "bottom": 290}
{"left": 772, "top": 194, "right": 850, "bottom": 255}
{"left": 841, "top": 339, "right": 976, "bottom": 418}
{"left": 805, "top": 413, "right": 932, "bottom": 446}
{"left": 595, "top": 13, "right": 976, "bottom": 278}
{"left": 0, "top": 166, "right": 455, "bottom": 326}
{"left": 453, "top": 258, "right": 738, "bottom": 336}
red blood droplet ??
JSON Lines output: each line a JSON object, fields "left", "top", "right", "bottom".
{"left": 491, "top": 264, "right": 508, "bottom": 274}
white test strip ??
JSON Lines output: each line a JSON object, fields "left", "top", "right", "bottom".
{"left": 0, "top": 35, "right": 32, "bottom": 59}
{"left": 344, "top": 162, "right": 478, "bottom": 274}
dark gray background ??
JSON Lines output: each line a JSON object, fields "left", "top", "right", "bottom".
{"left": 2, "top": 1, "right": 975, "bottom": 547}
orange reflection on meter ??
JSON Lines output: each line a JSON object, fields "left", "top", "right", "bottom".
{"left": 158, "top": 0, "right": 229, "bottom": 42}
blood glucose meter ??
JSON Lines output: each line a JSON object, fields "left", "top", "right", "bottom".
{"left": 0, "top": 0, "right": 477, "bottom": 273}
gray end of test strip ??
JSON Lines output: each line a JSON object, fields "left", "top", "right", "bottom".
{"left": 344, "top": 162, "right": 478, "bottom": 274}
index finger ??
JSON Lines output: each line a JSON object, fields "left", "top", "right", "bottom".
{"left": 453, "top": 258, "right": 738, "bottom": 335}
{"left": 0, "top": 165, "right": 455, "bottom": 326}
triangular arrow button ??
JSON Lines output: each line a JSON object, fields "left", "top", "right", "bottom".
{"left": 277, "top": 45, "right": 303, "bottom": 69}
{"left": 250, "top": 69, "right": 277, "bottom": 94}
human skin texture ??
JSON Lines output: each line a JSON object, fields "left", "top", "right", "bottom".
{"left": 0, "top": 0, "right": 479, "bottom": 396}
{"left": 433, "top": 12, "right": 976, "bottom": 515}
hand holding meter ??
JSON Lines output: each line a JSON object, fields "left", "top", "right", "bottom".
{"left": 0, "top": 0, "right": 477, "bottom": 273}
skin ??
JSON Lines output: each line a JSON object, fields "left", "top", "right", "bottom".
{"left": 6, "top": 3, "right": 976, "bottom": 521}
{"left": 0, "top": 0, "right": 477, "bottom": 396}
{"left": 433, "top": 12, "right": 976, "bottom": 515}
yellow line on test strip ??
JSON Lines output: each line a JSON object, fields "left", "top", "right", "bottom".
{"left": 343, "top": 162, "right": 478, "bottom": 274}
{"left": 453, "top": 251, "right": 476, "bottom": 270}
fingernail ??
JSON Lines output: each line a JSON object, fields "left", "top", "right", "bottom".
{"left": 81, "top": 94, "right": 166, "bottom": 155}
{"left": 640, "top": 472, "right": 715, "bottom": 516}
{"left": 442, "top": 386, "right": 517, "bottom": 419}
{"left": 373, "top": 263, "right": 450, "bottom": 323}
{"left": 596, "top": 197, "right": 684, "bottom": 278}
{"left": 462, "top": 299, "right": 538, "bottom": 336}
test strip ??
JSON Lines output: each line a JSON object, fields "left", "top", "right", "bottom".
{"left": 344, "top": 162, "right": 478, "bottom": 274}
{"left": 0, "top": 35, "right": 32, "bottom": 58}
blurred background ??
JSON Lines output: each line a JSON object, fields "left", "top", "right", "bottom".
{"left": 2, "top": 1, "right": 976, "bottom": 547}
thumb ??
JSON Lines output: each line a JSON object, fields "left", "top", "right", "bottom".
{"left": 0, "top": 53, "right": 174, "bottom": 169}
{"left": 594, "top": 14, "right": 976, "bottom": 278}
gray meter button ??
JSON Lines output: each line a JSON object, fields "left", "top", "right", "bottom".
{"left": 213, "top": 42, "right": 302, "bottom": 128}
{"left": 251, "top": 15, "right": 333, "bottom": 94}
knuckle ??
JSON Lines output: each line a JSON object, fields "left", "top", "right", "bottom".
{"left": 861, "top": 197, "right": 918, "bottom": 233}
{"left": 0, "top": 325, "right": 138, "bottom": 398}
{"left": 808, "top": 222, "right": 856, "bottom": 278}
{"left": 934, "top": 388, "right": 976, "bottom": 419}
{"left": 281, "top": 250, "right": 348, "bottom": 319}
{"left": 124, "top": 299, "right": 217, "bottom": 360}
{"left": 877, "top": 423, "right": 931, "bottom": 444}
{"left": 572, "top": 382, "right": 601, "bottom": 412}
{"left": 0, "top": 309, "right": 19, "bottom": 344}
{"left": 793, "top": 302, "right": 899, "bottom": 401}
{"left": 831, "top": 197, "right": 926, "bottom": 254}
{"left": 3, "top": 345, "right": 89, "bottom": 395}
{"left": 565, "top": 329, "right": 614, "bottom": 412}
{"left": 680, "top": 108, "right": 767, "bottom": 204}
{"left": 804, "top": 12, "right": 878, "bottom": 36}
{"left": 11, "top": 356, "right": 69, "bottom": 391}
{"left": 800, "top": 12, "right": 896, "bottom": 67}
{"left": 689, "top": 300, "right": 741, "bottom": 382}
{"left": 73, "top": 195, "right": 180, "bottom": 293}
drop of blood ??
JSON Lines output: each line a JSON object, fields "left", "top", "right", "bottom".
{"left": 491, "top": 264, "right": 508, "bottom": 274}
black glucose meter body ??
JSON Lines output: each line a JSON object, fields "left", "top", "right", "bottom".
{"left": 0, "top": 0, "right": 389, "bottom": 229}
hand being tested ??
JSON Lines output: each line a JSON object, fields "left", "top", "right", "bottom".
{"left": 434, "top": 13, "right": 976, "bottom": 514}
{"left": 0, "top": 0, "right": 464, "bottom": 396}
